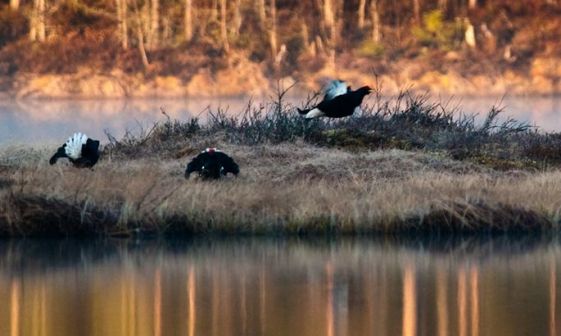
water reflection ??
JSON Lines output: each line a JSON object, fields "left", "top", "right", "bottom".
{"left": 1, "top": 95, "right": 561, "bottom": 145}
{"left": 0, "top": 236, "right": 559, "bottom": 336}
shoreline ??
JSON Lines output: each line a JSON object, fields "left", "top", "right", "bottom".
{"left": 4, "top": 91, "right": 561, "bottom": 101}
{"left": 3, "top": 62, "right": 561, "bottom": 99}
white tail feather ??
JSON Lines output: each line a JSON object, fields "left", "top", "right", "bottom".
{"left": 65, "top": 133, "right": 88, "bottom": 159}
{"left": 305, "top": 108, "right": 325, "bottom": 119}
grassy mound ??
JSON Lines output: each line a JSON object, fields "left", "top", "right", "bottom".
{"left": 1, "top": 91, "right": 561, "bottom": 236}
{"left": 104, "top": 90, "right": 561, "bottom": 170}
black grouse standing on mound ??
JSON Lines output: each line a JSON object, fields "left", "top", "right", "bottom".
{"left": 49, "top": 132, "right": 100, "bottom": 168}
{"left": 298, "top": 85, "right": 372, "bottom": 119}
{"left": 185, "top": 148, "right": 240, "bottom": 180}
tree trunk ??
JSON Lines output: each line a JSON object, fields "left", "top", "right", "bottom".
{"left": 371, "top": 0, "right": 380, "bottom": 43}
{"left": 116, "top": 0, "right": 129, "bottom": 49}
{"left": 269, "top": 0, "right": 277, "bottom": 58}
{"left": 220, "top": 0, "right": 229, "bottom": 51}
{"left": 413, "top": 0, "right": 421, "bottom": 25}
{"left": 38, "top": 0, "right": 46, "bottom": 41}
{"left": 30, "top": 0, "right": 46, "bottom": 42}
{"left": 233, "top": 0, "right": 242, "bottom": 37}
{"left": 323, "top": 0, "right": 338, "bottom": 49}
{"left": 150, "top": 0, "right": 159, "bottom": 49}
{"left": 481, "top": 23, "right": 496, "bottom": 53}
{"left": 257, "top": 0, "right": 266, "bottom": 26}
{"left": 10, "top": 0, "right": 19, "bottom": 11}
{"left": 301, "top": 22, "right": 311, "bottom": 54}
{"left": 132, "top": 0, "right": 150, "bottom": 69}
{"left": 315, "top": 35, "right": 324, "bottom": 54}
{"left": 199, "top": 7, "right": 208, "bottom": 38}
{"left": 29, "top": 0, "right": 37, "bottom": 41}
{"left": 358, "top": 0, "right": 366, "bottom": 29}
{"left": 141, "top": 4, "right": 150, "bottom": 46}
{"left": 211, "top": 0, "right": 218, "bottom": 21}
{"left": 323, "top": 0, "right": 334, "bottom": 30}
{"left": 122, "top": 0, "right": 128, "bottom": 49}
{"left": 184, "top": 0, "right": 192, "bottom": 41}
{"left": 438, "top": 0, "right": 447, "bottom": 12}
{"left": 161, "top": 17, "right": 171, "bottom": 43}
{"left": 137, "top": 26, "right": 150, "bottom": 69}
{"left": 464, "top": 20, "right": 476, "bottom": 48}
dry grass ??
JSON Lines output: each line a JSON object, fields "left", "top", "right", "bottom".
{"left": 0, "top": 142, "right": 560, "bottom": 237}
{"left": 2, "top": 92, "right": 561, "bottom": 236}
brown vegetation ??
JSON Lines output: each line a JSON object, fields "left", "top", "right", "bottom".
{"left": 1, "top": 93, "right": 561, "bottom": 236}
{"left": 0, "top": 143, "right": 560, "bottom": 237}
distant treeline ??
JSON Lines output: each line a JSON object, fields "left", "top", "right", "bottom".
{"left": 0, "top": 0, "right": 560, "bottom": 78}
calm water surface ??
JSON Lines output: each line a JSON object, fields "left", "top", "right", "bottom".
{"left": 0, "top": 236, "right": 560, "bottom": 336}
{"left": 1, "top": 96, "right": 561, "bottom": 145}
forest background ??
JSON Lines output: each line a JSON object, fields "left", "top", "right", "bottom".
{"left": 0, "top": 0, "right": 560, "bottom": 97}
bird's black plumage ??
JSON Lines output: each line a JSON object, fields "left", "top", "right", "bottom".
{"left": 185, "top": 148, "right": 239, "bottom": 180}
{"left": 298, "top": 85, "right": 372, "bottom": 119}
{"left": 49, "top": 133, "right": 100, "bottom": 168}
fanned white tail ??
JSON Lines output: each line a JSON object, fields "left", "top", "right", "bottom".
{"left": 65, "top": 133, "right": 88, "bottom": 159}
{"left": 324, "top": 80, "right": 348, "bottom": 101}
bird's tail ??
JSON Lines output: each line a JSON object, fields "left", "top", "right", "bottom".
{"left": 297, "top": 108, "right": 310, "bottom": 115}
{"left": 64, "top": 133, "right": 88, "bottom": 160}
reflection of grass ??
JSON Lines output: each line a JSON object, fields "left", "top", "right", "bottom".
{"left": 2, "top": 91, "right": 561, "bottom": 236}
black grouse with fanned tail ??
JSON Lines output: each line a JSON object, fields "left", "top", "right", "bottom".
{"left": 185, "top": 148, "right": 240, "bottom": 180}
{"left": 298, "top": 79, "right": 350, "bottom": 114}
{"left": 49, "top": 132, "right": 100, "bottom": 168}
{"left": 298, "top": 85, "right": 372, "bottom": 119}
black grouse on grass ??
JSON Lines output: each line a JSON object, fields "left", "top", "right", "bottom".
{"left": 49, "top": 132, "right": 100, "bottom": 168}
{"left": 185, "top": 148, "right": 239, "bottom": 180}
{"left": 298, "top": 81, "right": 372, "bottom": 119}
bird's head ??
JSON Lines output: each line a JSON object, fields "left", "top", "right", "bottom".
{"left": 357, "top": 86, "right": 373, "bottom": 95}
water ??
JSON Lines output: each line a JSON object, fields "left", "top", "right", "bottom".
{"left": 1, "top": 94, "right": 559, "bottom": 336}
{"left": 0, "top": 98, "right": 250, "bottom": 145}
{"left": 1, "top": 96, "right": 561, "bottom": 145}
{"left": 0, "top": 236, "right": 559, "bottom": 336}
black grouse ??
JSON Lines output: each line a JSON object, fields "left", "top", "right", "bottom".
{"left": 298, "top": 84, "right": 372, "bottom": 119}
{"left": 49, "top": 132, "right": 100, "bottom": 168}
{"left": 185, "top": 148, "right": 240, "bottom": 180}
